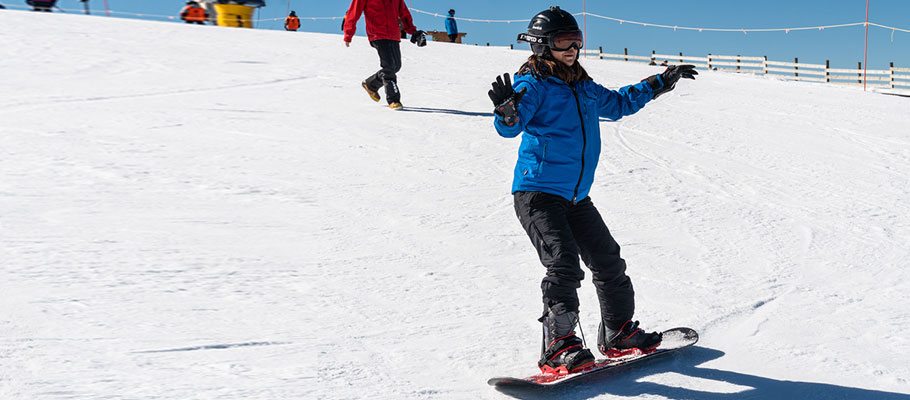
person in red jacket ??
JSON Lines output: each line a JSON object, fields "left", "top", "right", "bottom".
{"left": 285, "top": 11, "right": 300, "bottom": 31}
{"left": 180, "top": 1, "right": 208, "bottom": 25}
{"left": 343, "top": 0, "right": 427, "bottom": 110}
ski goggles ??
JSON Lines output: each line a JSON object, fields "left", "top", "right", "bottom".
{"left": 517, "top": 30, "right": 584, "bottom": 51}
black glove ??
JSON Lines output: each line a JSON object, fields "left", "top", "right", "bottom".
{"left": 645, "top": 64, "right": 697, "bottom": 99}
{"left": 488, "top": 73, "right": 527, "bottom": 127}
{"left": 410, "top": 30, "right": 427, "bottom": 47}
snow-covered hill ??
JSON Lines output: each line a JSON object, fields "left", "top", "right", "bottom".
{"left": 1, "top": 10, "right": 909, "bottom": 400}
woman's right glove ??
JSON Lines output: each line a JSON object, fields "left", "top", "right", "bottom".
{"left": 645, "top": 64, "right": 698, "bottom": 99}
{"left": 488, "top": 73, "right": 527, "bottom": 127}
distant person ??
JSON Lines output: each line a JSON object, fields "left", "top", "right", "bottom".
{"left": 445, "top": 9, "right": 458, "bottom": 42}
{"left": 26, "top": 0, "right": 56, "bottom": 12}
{"left": 660, "top": 60, "right": 669, "bottom": 66}
{"left": 180, "top": 1, "right": 208, "bottom": 25}
{"left": 285, "top": 11, "right": 300, "bottom": 31}
{"left": 0, "top": 3, "right": 6, "bottom": 9}
{"left": 343, "top": 0, "right": 427, "bottom": 110}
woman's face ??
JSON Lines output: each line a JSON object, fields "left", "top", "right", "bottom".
{"left": 550, "top": 47, "right": 578, "bottom": 67}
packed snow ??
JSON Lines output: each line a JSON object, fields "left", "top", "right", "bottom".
{"left": 1, "top": 10, "right": 909, "bottom": 400}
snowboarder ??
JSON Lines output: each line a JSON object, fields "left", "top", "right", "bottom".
{"left": 343, "top": 0, "right": 427, "bottom": 110}
{"left": 285, "top": 11, "right": 300, "bottom": 31}
{"left": 445, "top": 9, "right": 458, "bottom": 43}
{"left": 180, "top": 1, "right": 208, "bottom": 25}
{"left": 488, "top": 6, "right": 697, "bottom": 375}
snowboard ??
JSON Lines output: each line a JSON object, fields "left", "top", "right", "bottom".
{"left": 488, "top": 327, "right": 698, "bottom": 388}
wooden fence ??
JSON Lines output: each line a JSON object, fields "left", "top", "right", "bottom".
{"left": 576, "top": 48, "right": 910, "bottom": 89}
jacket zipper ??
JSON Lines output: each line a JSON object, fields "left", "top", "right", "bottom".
{"left": 570, "top": 85, "right": 586, "bottom": 204}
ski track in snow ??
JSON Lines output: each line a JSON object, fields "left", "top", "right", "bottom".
{"left": 2, "top": 10, "right": 910, "bottom": 400}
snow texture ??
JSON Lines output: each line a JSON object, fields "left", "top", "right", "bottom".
{"left": 1, "top": 10, "right": 909, "bottom": 400}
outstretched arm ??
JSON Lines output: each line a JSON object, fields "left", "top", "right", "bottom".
{"left": 595, "top": 64, "right": 698, "bottom": 120}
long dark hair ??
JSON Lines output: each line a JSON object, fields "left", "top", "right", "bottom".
{"left": 517, "top": 54, "right": 591, "bottom": 84}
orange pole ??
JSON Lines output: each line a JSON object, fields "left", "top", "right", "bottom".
{"left": 863, "top": 0, "right": 870, "bottom": 91}
{"left": 103, "top": 0, "right": 110, "bottom": 16}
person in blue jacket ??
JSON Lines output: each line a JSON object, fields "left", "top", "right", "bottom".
{"left": 445, "top": 9, "right": 458, "bottom": 42}
{"left": 488, "top": 6, "right": 697, "bottom": 375}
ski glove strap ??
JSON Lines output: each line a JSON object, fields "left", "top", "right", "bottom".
{"left": 488, "top": 73, "right": 527, "bottom": 127}
{"left": 410, "top": 30, "right": 427, "bottom": 47}
{"left": 645, "top": 64, "right": 698, "bottom": 99}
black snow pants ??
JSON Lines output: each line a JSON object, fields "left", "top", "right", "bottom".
{"left": 513, "top": 191, "right": 635, "bottom": 331}
{"left": 364, "top": 39, "right": 402, "bottom": 104}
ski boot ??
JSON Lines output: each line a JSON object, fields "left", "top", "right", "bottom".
{"left": 362, "top": 81, "right": 381, "bottom": 102}
{"left": 388, "top": 102, "right": 403, "bottom": 110}
{"left": 598, "top": 320, "right": 662, "bottom": 358}
{"left": 538, "top": 307, "right": 595, "bottom": 375}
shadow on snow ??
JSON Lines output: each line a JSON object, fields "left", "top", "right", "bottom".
{"left": 494, "top": 346, "right": 910, "bottom": 400}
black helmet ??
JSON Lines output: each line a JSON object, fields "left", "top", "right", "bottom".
{"left": 517, "top": 6, "right": 582, "bottom": 56}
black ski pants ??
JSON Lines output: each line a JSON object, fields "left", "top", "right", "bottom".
{"left": 514, "top": 191, "right": 635, "bottom": 330}
{"left": 364, "top": 39, "right": 402, "bottom": 104}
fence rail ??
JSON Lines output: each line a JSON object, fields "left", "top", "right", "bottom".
{"left": 579, "top": 47, "right": 910, "bottom": 89}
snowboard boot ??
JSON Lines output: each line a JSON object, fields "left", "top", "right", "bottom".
{"left": 362, "top": 81, "right": 381, "bottom": 102}
{"left": 538, "top": 307, "right": 595, "bottom": 375}
{"left": 598, "top": 320, "right": 662, "bottom": 358}
{"left": 388, "top": 102, "right": 403, "bottom": 110}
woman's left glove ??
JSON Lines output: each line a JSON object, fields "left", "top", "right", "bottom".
{"left": 488, "top": 73, "right": 527, "bottom": 126}
{"left": 645, "top": 64, "right": 698, "bottom": 99}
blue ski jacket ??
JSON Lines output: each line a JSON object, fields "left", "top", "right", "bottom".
{"left": 495, "top": 73, "right": 658, "bottom": 202}
{"left": 445, "top": 16, "right": 458, "bottom": 35}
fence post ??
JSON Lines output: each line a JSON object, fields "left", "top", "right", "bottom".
{"left": 794, "top": 58, "right": 799, "bottom": 79}
{"left": 599, "top": 46, "right": 603, "bottom": 60}
{"left": 679, "top": 52, "right": 683, "bottom": 64}
{"left": 825, "top": 60, "right": 830, "bottom": 83}
{"left": 891, "top": 62, "right": 895, "bottom": 88}
{"left": 651, "top": 50, "right": 656, "bottom": 65}
{"left": 510, "top": 44, "right": 513, "bottom": 50}
{"left": 486, "top": 42, "right": 490, "bottom": 47}
{"left": 624, "top": 48, "right": 628, "bottom": 62}
{"left": 763, "top": 56, "right": 768, "bottom": 75}
{"left": 737, "top": 55, "right": 741, "bottom": 72}
{"left": 858, "top": 62, "right": 863, "bottom": 84}
{"left": 707, "top": 53, "right": 712, "bottom": 70}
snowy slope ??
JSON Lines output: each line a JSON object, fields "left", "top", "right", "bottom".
{"left": 2, "top": 10, "right": 910, "bottom": 400}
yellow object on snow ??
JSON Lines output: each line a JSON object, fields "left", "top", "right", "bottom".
{"left": 213, "top": 3, "right": 256, "bottom": 28}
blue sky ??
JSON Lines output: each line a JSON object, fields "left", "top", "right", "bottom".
{"left": 24, "top": 0, "right": 910, "bottom": 68}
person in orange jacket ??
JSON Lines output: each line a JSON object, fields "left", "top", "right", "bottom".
{"left": 180, "top": 1, "right": 208, "bottom": 25}
{"left": 285, "top": 11, "right": 301, "bottom": 31}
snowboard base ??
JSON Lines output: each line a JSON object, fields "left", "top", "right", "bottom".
{"left": 488, "top": 327, "right": 698, "bottom": 388}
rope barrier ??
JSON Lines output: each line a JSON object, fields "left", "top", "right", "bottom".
{"left": 410, "top": 9, "right": 524, "bottom": 24}
{"left": 411, "top": 8, "right": 910, "bottom": 35}
{"left": 4, "top": 5, "right": 909, "bottom": 35}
